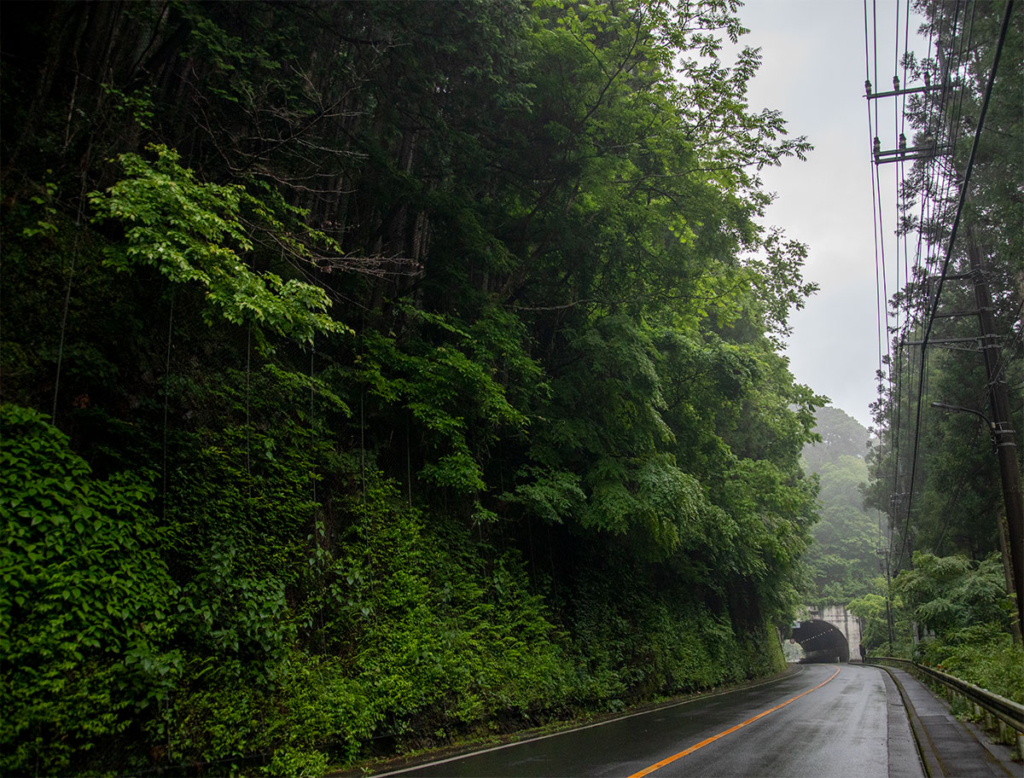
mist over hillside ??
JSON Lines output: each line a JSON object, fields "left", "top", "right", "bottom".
{"left": 802, "top": 407, "right": 879, "bottom": 604}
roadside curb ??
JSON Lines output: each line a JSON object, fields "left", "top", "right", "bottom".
{"left": 878, "top": 665, "right": 942, "bottom": 777}
{"left": 876, "top": 665, "right": 1017, "bottom": 777}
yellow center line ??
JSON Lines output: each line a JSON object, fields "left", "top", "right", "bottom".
{"left": 625, "top": 665, "right": 842, "bottom": 778}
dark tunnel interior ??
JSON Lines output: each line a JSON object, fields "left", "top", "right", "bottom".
{"left": 790, "top": 619, "right": 850, "bottom": 663}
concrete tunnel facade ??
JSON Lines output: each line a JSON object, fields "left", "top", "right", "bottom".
{"left": 787, "top": 604, "right": 864, "bottom": 663}
{"left": 790, "top": 618, "right": 850, "bottom": 663}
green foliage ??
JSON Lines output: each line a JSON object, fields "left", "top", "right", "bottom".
{"left": 847, "top": 591, "right": 891, "bottom": 652}
{"left": 847, "top": 582, "right": 917, "bottom": 656}
{"left": 1, "top": 0, "right": 826, "bottom": 772}
{"left": 800, "top": 408, "right": 878, "bottom": 603}
{"left": 895, "top": 552, "right": 1011, "bottom": 634}
{"left": 159, "top": 653, "right": 372, "bottom": 777}
{"left": 850, "top": 551, "right": 1016, "bottom": 672}
{"left": 805, "top": 458, "right": 879, "bottom": 603}
{"left": 507, "top": 467, "right": 586, "bottom": 525}
{"left": 89, "top": 144, "right": 347, "bottom": 344}
{"left": 335, "top": 477, "right": 580, "bottom": 729}
{"left": 563, "top": 539, "right": 786, "bottom": 699}
{"left": 917, "top": 625, "right": 1024, "bottom": 704}
{"left": 19, "top": 176, "right": 59, "bottom": 239}
{"left": 355, "top": 304, "right": 540, "bottom": 495}
{"left": 0, "top": 404, "right": 179, "bottom": 775}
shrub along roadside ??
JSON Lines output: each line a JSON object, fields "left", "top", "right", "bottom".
{"left": 1, "top": 403, "right": 786, "bottom": 777}
{"left": 850, "top": 552, "right": 1022, "bottom": 705}
{"left": 0, "top": 404, "right": 180, "bottom": 775}
{"left": 916, "top": 625, "right": 1024, "bottom": 705}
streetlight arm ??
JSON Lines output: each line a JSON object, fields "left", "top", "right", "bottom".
{"left": 930, "top": 402, "right": 994, "bottom": 428}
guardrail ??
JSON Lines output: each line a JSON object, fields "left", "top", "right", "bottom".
{"left": 868, "top": 656, "right": 1024, "bottom": 756}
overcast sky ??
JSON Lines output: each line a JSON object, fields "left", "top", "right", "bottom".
{"left": 732, "top": 0, "right": 927, "bottom": 429}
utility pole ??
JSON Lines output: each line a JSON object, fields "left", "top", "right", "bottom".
{"left": 884, "top": 547, "right": 895, "bottom": 655}
{"left": 966, "top": 226, "right": 1024, "bottom": 633}
{"left": 998, "top": 511, "right": 1024, "bottom": 645}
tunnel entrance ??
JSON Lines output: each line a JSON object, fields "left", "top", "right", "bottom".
{"left": 790, "top": 619, "right": 850, "bottom": 663}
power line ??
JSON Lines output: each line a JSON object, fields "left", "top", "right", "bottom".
{"left": 864, "top": 0, "right": 887, "bottom": 449}
{"left": 894, "top": 0, "right": 1016, "bottom": 573}
{"left": 868, "top": 0, "right": 1011, "bottom": 575}
{"left": 867, "top": 0, "right": 946, "bottom": 569}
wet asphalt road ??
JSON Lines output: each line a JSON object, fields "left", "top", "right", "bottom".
{"left": 376, "top": 664, "right": 915, "bottom": 778}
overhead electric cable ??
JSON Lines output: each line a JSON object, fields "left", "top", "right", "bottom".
{"left": 926, "top": 0, "right": 965, "bottom": 267}
{"left": 866, "top": 0, "right": 905, "bottom": 559}
{"left": 894, "top": 0, "right": 1016, "bottom": 573}
{"left": 890, "top": 0, "right": 917, "bottom": 502}
{"left": 865, "top": 0, "right": 887, "bottom": 444}
{"left": 894, "top": 0, "right": 972, "bottom": 567}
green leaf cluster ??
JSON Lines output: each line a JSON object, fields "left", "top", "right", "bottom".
{"left": 89, "top": 144, "right": 347, "bottom": 344}
{"left": 0, "top": 405, "right": 179, "bottom": 775}
{"left": 849, "top": 551, "right": 1020, "bottom": 704}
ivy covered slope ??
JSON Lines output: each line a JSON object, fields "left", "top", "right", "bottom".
{"left": 1, "top": 1, "right": 823, "bottom": 775}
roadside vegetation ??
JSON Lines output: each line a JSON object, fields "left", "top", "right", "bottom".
{"left": 2, "top": 2, "right": 821, "bottom": 775}
{"left": 849, "top": 552, "right": 1023, "bottom": 704}
{"left": 799, "top": 405, "right": 1022, "bottom": 705}
{"left": 858, "top": 0, "right": 1022, "bottom": 707}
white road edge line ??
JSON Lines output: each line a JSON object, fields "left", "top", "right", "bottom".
{"left": 367, "top": 665, "right": 809, "bottom": 777}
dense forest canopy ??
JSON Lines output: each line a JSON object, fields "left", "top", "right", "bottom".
{"left": 865, "top": 0, "right": 1022, "bottom": 580}
{"left": 852, "top": 0, "right": 1022, "bottom": 697}
{"left": 1, "top": 1, "right": 828, "bottom": 775}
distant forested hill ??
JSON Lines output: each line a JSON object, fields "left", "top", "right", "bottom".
{"left": 801, "top": 407, "right": 879, "bottom": 603}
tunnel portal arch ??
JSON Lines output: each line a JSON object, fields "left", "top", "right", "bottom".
{"left": 790, "top": 618, "right": 850, "bottom": 663}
